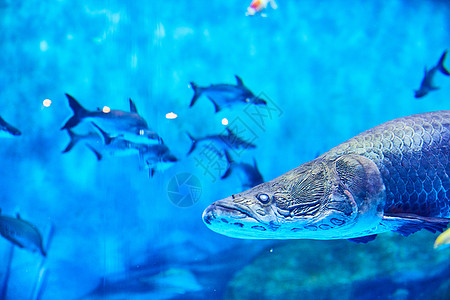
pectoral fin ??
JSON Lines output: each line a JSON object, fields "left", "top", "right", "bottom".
{"left": 348, "top": 234, "right": 377, "bottom": 243}
{"left": 382, "top": 213, "right": 449, "bottom": 236}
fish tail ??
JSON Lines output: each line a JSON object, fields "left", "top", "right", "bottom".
{"left": 0, "top": 244, "right": 14, "bottom": 300}
{"left": 186, "top": 132, "right": 198, "bottom": 155}
{"left": 86, "top": 144, "right": 103, "bottom": 161}
{"left": 62, "top": 129, "right": 81, "bottom": 153}
{"left": 221, "top": 150, "right": 234, "bottom": 179}
{"left": 91, "top": 122, "right": 113, "bottom": 145}
{"left": 437, "top": 50, "right": 450, "bottom": 76}
{"left": 61, "top": 93, "right": 89, "bottom": 130}
{"left": 189, "top": 82, "right": 203, "bottom": 108}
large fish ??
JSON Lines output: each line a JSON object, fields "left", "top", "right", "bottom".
{"left": 414, "top": 50, "right": 450, "bottom": 98}
{"left": 0, "top": 116, "right": 21, "bottom": 137}
{"left": 61, "top": 94, "right": 162, "bottom": 144}
{"left": 0, "top": 211, "right": 46, "bottom": 256}
{"left": 203, "top": 111, "right": 450, "bottom": 243}
{"left": 189, "top": 75, "right": 267, "bottom": 112}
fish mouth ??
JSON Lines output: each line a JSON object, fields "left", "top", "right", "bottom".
{"left": 202, "top": 201, "right": 256, "bottom": 226}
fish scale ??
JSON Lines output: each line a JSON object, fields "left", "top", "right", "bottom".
{"left": 322, "top": 111, "right": 450, "bottom": 217}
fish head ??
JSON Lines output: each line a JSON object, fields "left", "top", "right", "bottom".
{"left": 414, "top": 88, "right": 427, "bottom": 98}
{"left": 203, "top": 155, "right": 385, "bottom": 239}
{"left": 124, "top": 128, "right": 162, "bottom": 144}
{"left": 250, "top": 96, "right": 267, "bottom": 106}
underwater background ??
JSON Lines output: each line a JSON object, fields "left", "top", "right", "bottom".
{"left": 0, "top": 0, "right": 450, "bottom": 299}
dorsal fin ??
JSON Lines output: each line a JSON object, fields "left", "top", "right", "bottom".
{"left": 16, "top": 213, "right": 21, "bottom": 220}
{"left": 129, "top": 98, "right": 138, "bottom": 113}
{"left": 235, "top": 75, "right": 244, "bottom": 86}
{"left": 226, "top": 128, "right": 235, "bottom": 137}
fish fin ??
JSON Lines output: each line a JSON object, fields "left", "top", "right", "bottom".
{"left": 0, "top": 116, "right": 21, "bottom": 136}
{"left": 16, "top": 213, "right": 21, "bottom": 219}
{"left": 221, "top": 150, "right": 234, "bottom": 179}
{"left": 149, "top": 168, "right": 155, "bottom": 177}
{"left": 129, "top": 98, "right": 138, "bottom": 113}
{"left": 186, "top": 132, "right": 197, "bottom": 155}
{"left": 91, "top": 122, "right": 113, "bottom": 145}
{"left": 224, "top": 149, "right": 234, "bottom": 164}
{"left": 226, "top": 127, "right": 235, "bottom": 137}
{"left": 347, "top": 234, "right": 377, "bottom": 243}
{"left": 437, "top": 50, "right": 450, "bottom": 76}
{"left": 61, "top": 94, "right": 89, "bottom": 130}
{"left": 235, "top": 75, "right": 244, "bottom": 86}
{"left": 189, "top": 82, "right": 203, "bottom": 107}
{"left": 207, "top": 96, "right": 221, "bottom": 112}
{"left": 62, "top": 129, "right": 80, "bottom": 153}
{"left": 86, "top": 145, "right": 103, "bottom": 161}
{"left": 383, "top": 213, "right": 449, "bottom": 236}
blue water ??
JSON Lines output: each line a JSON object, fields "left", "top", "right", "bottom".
{"left": 0, "top": 0, "right": 449, "bottom": 299}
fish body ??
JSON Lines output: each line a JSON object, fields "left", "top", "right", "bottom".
{"left": 203, "top": 111, "right": 450, "bottom": 242}
{"left": 61, "top": 94, "right": 161, "bottom": 144}
{"left": 63, "top": 128, "right": 139, "bottom": 160}
{"left": 187, "top": 128, "right": 256, "bottom": 155}
{"left": 189, "top": 75, "right": 266, "bottom": 112}
{"left": 0, "top": 116, "right": 21, "bottom": 138}
{"left": 246, "top": 0, "right": 278, "bottom": 16}
{"left": 0, "top": 212, "right": 46, "bottom": 256}
{"left": 139, "top": 143, "right": 178, "bottom": 177}
{"left": 414, "top": 50, "right": 450, "bottom": 98}
{"left": 222, "top": 150, "right": 264, "bottom": 188}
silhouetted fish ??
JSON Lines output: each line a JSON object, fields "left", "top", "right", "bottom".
{"left": 61, "top": 94, "right": 162, "bottom": 144}
{"left": 187, "top": 128, "right": 256, "bottom": 156}
{"left": 0, "top": 210, "right": 46, "bottom": 256}
{"left": 0, "top": 116, "right": 21, "bottom": 137}
{"left": 222, "top": 149, "right": 264, "bottom": 189}
{"left": 189, "top": 75, "right": 266, "bottom": 112}
{"left": 139, "top": 144, "right": 178, "bottom": 177}
{"left": 414, "top": 50, "right": 450, "bottom": 98}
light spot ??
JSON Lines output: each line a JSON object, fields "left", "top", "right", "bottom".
{"left": 40, "top": 40, "right": 49, "bottom": 52}
{"left": 102, "top": 106, "right": 111, "bottom": 113}
{"left": 43, "top": 99, "right": 52, "bottom": 107}
{"left": 166, "top": 112, "right": 177, "bottom": 119}
{"left": 66, "top": 34, "right": 74, "bottom": 40}
{"left": 221, "top": 118, "right": 228, "bottom": 126}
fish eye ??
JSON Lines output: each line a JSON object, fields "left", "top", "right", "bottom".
{"left": 256, "top": 193, "right": 271, "bottom": 204}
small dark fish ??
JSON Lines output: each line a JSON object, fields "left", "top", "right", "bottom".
{"left": 186, "top": 128, "right": 256, "bottom": 156}
{"left": 0, "top": 116, "right": 21, "bottom": 137}
{"left": 139, "top": 144, "right": 178, "bottom": 177}
{"left": 414, "top": 50, "right": 450, "bottom": 98}
{"left": 61, "top": 94, "right": 162, "bottom": 144}
{"left": 0, "top": 210, "right": 46, "bottom": 256}
{"left": 189, "top": 75, "right": 267, "bottom": 112}
{"left": 222, "top": 150, "right": 264, "bottom": 189}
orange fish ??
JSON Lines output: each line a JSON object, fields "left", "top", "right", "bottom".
{"left": 246, "top": 0, "right": 278, "bottom": 17}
